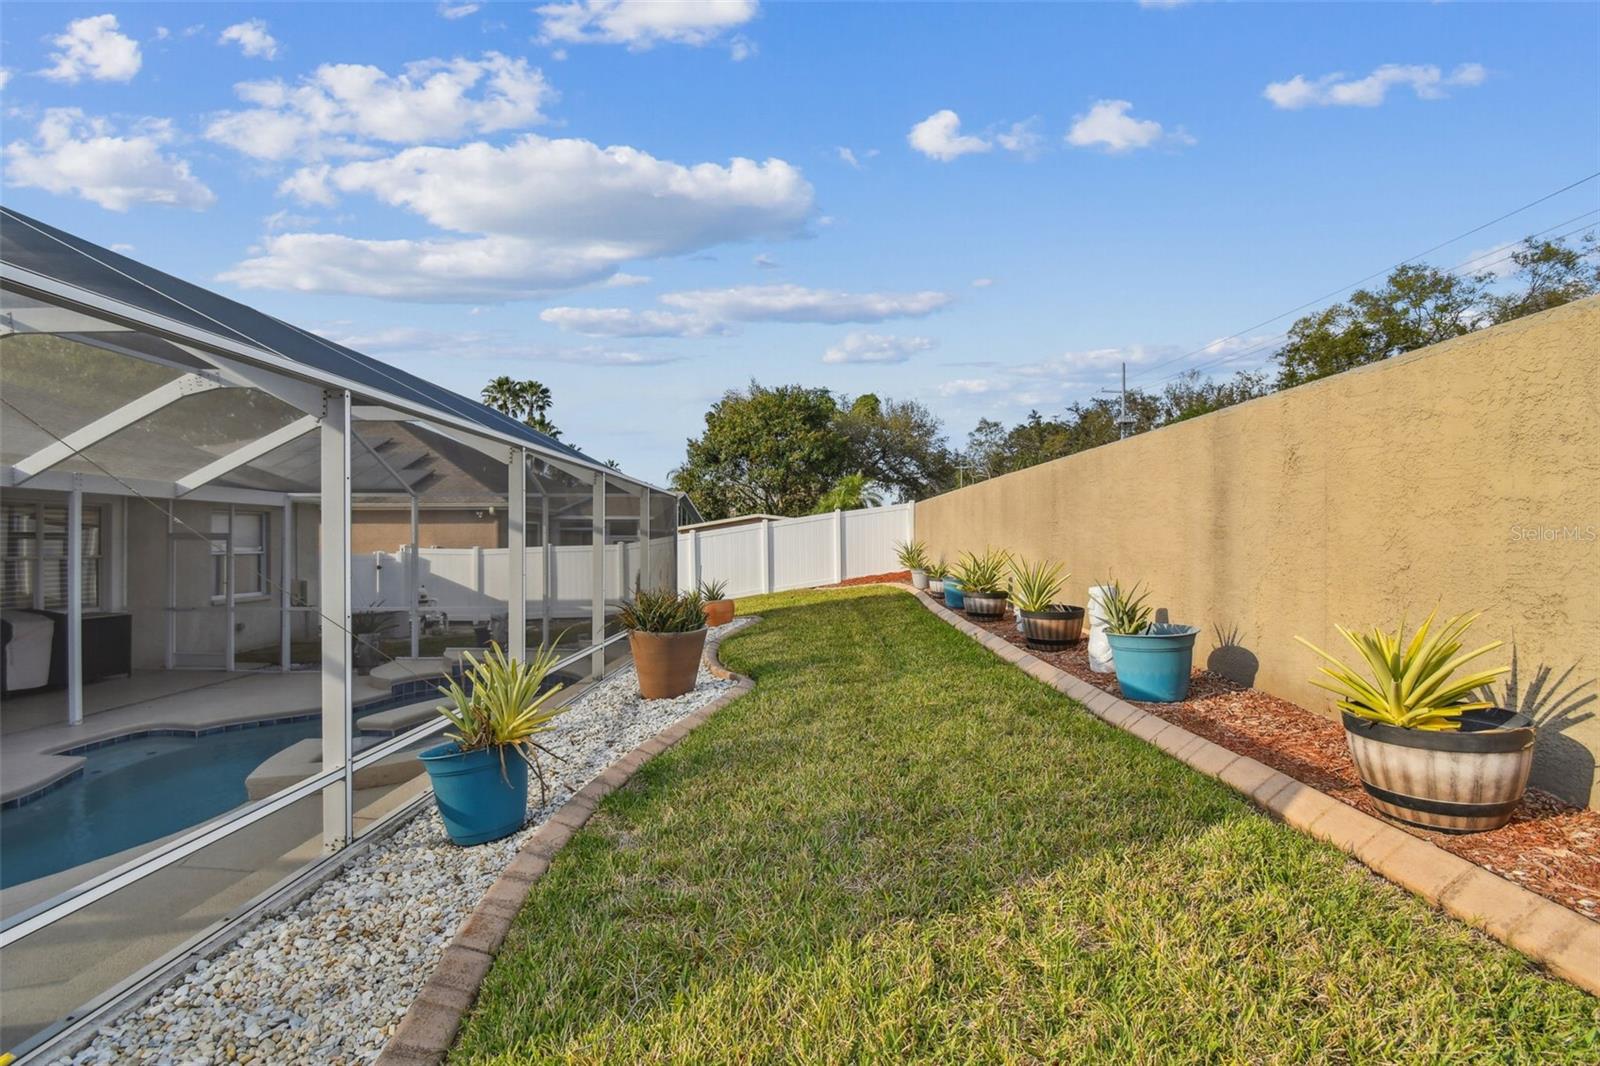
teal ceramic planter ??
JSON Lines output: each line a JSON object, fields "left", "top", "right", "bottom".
{"left": 419, "top": 742, "right": 529, "bottom": 846}
{"left": 1105, "top": 624, "right": 1201, "bottom": 702}
{"left": 943, "top": 579, "right": 965, "bottom": 610}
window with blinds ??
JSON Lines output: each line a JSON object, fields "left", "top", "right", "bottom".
{"left": 1, "top": 501, "right": 103, "bottom": 610}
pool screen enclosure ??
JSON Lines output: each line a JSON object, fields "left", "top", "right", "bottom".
{"left": 0, "top": 207, "right": 680, "bottom": 1057}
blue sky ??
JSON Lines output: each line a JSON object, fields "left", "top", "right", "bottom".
{"left": 3, "top": 1, "right": 1597, "bottom": 485}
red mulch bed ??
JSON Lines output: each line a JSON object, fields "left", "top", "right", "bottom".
{"left": 943, "top": 596, "right": 1600, "bottom": 919}
{"left": 825, "top": 570, "right": 911, "bottom": 588}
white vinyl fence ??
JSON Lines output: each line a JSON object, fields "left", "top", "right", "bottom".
{"left": 677, "top": 503, "right": 915, "bottom": 599}
{"left": 352, "top": 541, "right": 665, "bottom": 620}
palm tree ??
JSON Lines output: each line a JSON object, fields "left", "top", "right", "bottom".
{"left": 524, "top": 381, "right": 553, "bottom": 417}
{"left": 482, "top": 376, "right": 527, "bottom": 419}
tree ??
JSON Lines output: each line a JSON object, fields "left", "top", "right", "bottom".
{"left": 812, "top": 472, "right": 882, "bottom": 513}
{"left": 1274, "top": 264, "right": 1485, "bottom": 389}
{"left": 1486, "top": 233, "right": 1600, "bottom": 324}
{"left": 833, "top": 393, "right": 956, "bottom": 501}
{"left": 1159, "top": 369, "right": 1272, "bottom": 424}
{"left": 670, "top": 382, "right": 851, "bottom": 519}
{"left": 481, "top": 377, "right": 562, "bottom": 439}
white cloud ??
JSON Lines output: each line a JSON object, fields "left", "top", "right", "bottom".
{"left": 660, "top": 284, "right": 953, "bottom": 323}
{"left": 729, "top": 36, "right": 757, "bottom": 61}
{"left": 907, "top": 109, "right": 992, "bottom": 161}
{"left": 205, "top": 52, "right": 555, "bottom": 161}
{"left": 1264, "top": 63, "right": 1487, "bottom": 110}
{"left": 753, "top": 252, "right": 779, "bottom": 268}
{"left": 996, "top": 118, "right": 1044, "bottom": 159}
{"left": 837, "top": 147, "right": 860, "bottom": 168}
{"left": 276, "top": 164, "right": 335, "bottom": 205}
{"left": 603, "top": 272, "right": 651, "bottom": 287}
{"left": 438, "top": 2, "right": 481, "bottom": 18}
{"left": 1065, "top": 99, "right": 1191, "bottom": 153}
{"left": 42, "top": 14, "right": 142, "bottom": 83}
{"left": 230, "top": 137, "right": 810, "bottom": 301}
{"left": 970, "top": 277, "right": 994, "bottom": 288}
{"left": 537, "top": 0, "right": 758, "bottom": 50}
{"left": 218, "top": 19, "right": 279, "bottom": 60}
{"left": 110, "top": 242, "right": 135, "bottom": 253}
{"left": 822, "top": 332, "right": 936, "bottom": 365}
{"left": 318, "top": 323, "right": 677, "bottom": 366}
{"left": 4, "top": 109, "right": 216, "bottom": 211}
{"left": 937, "top": 378, "right": 1006, "bottom": 397}
{"left": 538, "top": 306, "right": 723, "bottom": 337}
{"left": 0, "top": 69, "right": 10, "bottom": 91}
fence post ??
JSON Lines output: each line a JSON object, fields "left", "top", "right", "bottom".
{"left": 472, "top": 544, "right": 484, "bottom": 619}
{"left": 834, "top": 509, "right": 845, "bottom": 583}
{"left": 689, "top": 527, "right": 701, "bottom": 593}
{"left": 759, "top": 518, "right": 772, "bottom": 594}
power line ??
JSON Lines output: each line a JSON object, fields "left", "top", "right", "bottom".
{"left": 1133, "top": 208, "right": 1600, "bottom": 392}
{"left": 1124, "top": 171, "right": 1600, "bottom": 387}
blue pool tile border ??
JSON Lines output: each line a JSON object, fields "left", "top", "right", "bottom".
{"left": 2, "top": 674, "right": 449, "bottom": 810}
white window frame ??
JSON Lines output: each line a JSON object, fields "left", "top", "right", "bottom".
{"left": 210, "top": 508, "right": 269, "bottom": 603}
{"left": 1, "top": 499, "right": 103, "bottom": 611}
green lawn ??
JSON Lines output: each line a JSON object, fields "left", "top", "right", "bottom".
{"left": 451, "top": 586, "right": 1598, "bottom": 1064}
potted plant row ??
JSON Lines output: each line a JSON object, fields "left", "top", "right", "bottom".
{"left": 620, "top": 586, "right": 707, "bottom": 699}
{"left": 1298, "top": 610, "right": 1530, "bottom": 832}
{"left": 1009, "top": 557, "right": 1084, "bottom": 651}
{"left": 419, "top": 642, "right": 565, "bottom": 846}
{"left": 896, "top": 539, "right": 931, "bottom": 590}
{"left": 1099, "top": 580, "right": 1200, "bottom": 702}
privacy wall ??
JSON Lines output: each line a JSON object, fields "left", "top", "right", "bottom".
{"left": 915, "top": 298, "right": 1600, "bottom": 807}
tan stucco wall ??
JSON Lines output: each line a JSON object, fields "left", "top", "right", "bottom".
{"left": 916, "top": 297, "right": 1600, "bottom": 807}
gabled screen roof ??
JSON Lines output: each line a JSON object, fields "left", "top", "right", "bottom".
{"left": 0, "top": 206, "right": 614, "bottom": 474}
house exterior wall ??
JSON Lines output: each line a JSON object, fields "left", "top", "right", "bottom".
{"left": 351, "top": 508, "right": 506, "bottom": 553}
{"left": 914, "top": 297, "right": 1600, "bottom": 807}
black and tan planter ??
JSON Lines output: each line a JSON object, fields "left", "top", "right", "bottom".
{"left": 1342, "top": 709, "right": 1536, "bottom": 833}
{"left": 963, "top": 590, "right": 1008, "bottom": 621}
{"left": 1019, "top": 605, "right": 1086, "bottom": 652}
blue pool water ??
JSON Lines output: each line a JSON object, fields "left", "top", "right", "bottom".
{"left": 1, "top": 720, "right": 319, "bottom": 889}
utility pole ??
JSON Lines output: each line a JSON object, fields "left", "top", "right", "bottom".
{"left": 1100, "top": 361, "right": 1137, "bottom": 440}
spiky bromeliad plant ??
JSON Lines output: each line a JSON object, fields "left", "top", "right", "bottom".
{"left": 925, "top": 561, "right": 949, "bottom": 581}
{"left": 696, "top": 578, "right": 729, "bottom": 602}
{"left": 436, "top": 642, "right": 565, "bottom": 802}
{"left": 894, "top": 539, "right": 931, "bottom": 572}
{"left": 955, "top": 548, "right": 1013, "bottom": 595}
{"left": 1296, "top": 610, "right": 1509, "bottom": 731}
{"left": 1100, "top": 580, "right": 1153, "bottom": 635}
{"left": 618, "top": 586, "right": 707, "bottom": 633}
{"left": 1010, "top": 557, "right": 1069, "bottom": 614}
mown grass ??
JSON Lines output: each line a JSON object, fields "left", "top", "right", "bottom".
{"left": 451, "top": 586, "right": 1598, "bottom": 1064}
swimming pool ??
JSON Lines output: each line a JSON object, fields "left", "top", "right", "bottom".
{"left": 1, "top": 720, "right": 319, "bottom": 890}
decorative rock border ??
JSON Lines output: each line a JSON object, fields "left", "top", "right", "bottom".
{"left": 374, "top": 623, "right": 758, "bottom": 1066}
{"left": 910, "top": 588, "right": 1600, "bottom": 998}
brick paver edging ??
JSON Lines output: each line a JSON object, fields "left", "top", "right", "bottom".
{"left": 375, "top": 621, "right": 760, "bottom": 1065}
{"left": 909, "top": 587, "right": 1600, "bottom": 998}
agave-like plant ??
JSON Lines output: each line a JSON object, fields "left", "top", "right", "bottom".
{"left": 1010, "top": 557, "right": 1068, "bottom": 614}
{"left": 436, "top": 642, "right": 566, "bottom": 802}
{"left": 1296, "top": 610, "right": 1509, "bottom": 731}
{"left": 1100, "top": 580, "right": 1152, "bottom": 635}
{"left": 925, "top": 560, "right": 949, "bottom": 581}
{"left": 696, "top": 578, "right": 729, "bottom": 601}
{"left": 618, "top": 585, "right": 707, "bottom": 633}
{"left": 955, "top": 548, "right": 1012, "bottom": 595}
{"left": 894, "top": 538, "right": 931, "bottom": 571}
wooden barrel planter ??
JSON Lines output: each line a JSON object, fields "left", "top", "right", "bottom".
{"left": 1342, "top": 709, "right": 1536, "bottom": 833}
{"left": 1019, "top": 605, "right": 1085, "bottom": 652}
{"left": 963, "top": 590, "right": 1008, "bottom": 621}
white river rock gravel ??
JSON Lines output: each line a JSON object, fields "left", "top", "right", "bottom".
{"left": 55, "top": 622, "right": 749, "bottom": 1066}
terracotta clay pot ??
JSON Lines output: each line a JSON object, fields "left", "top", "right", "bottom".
{"left": 703, "top": 599, "right": 735, "bottom": 627}
{"left": 629, "top": 628, "right": 708, "bottom": 699}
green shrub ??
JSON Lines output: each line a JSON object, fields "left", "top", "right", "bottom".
{"left": 619, "top": 586, "right": 707, "bottom": 633}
